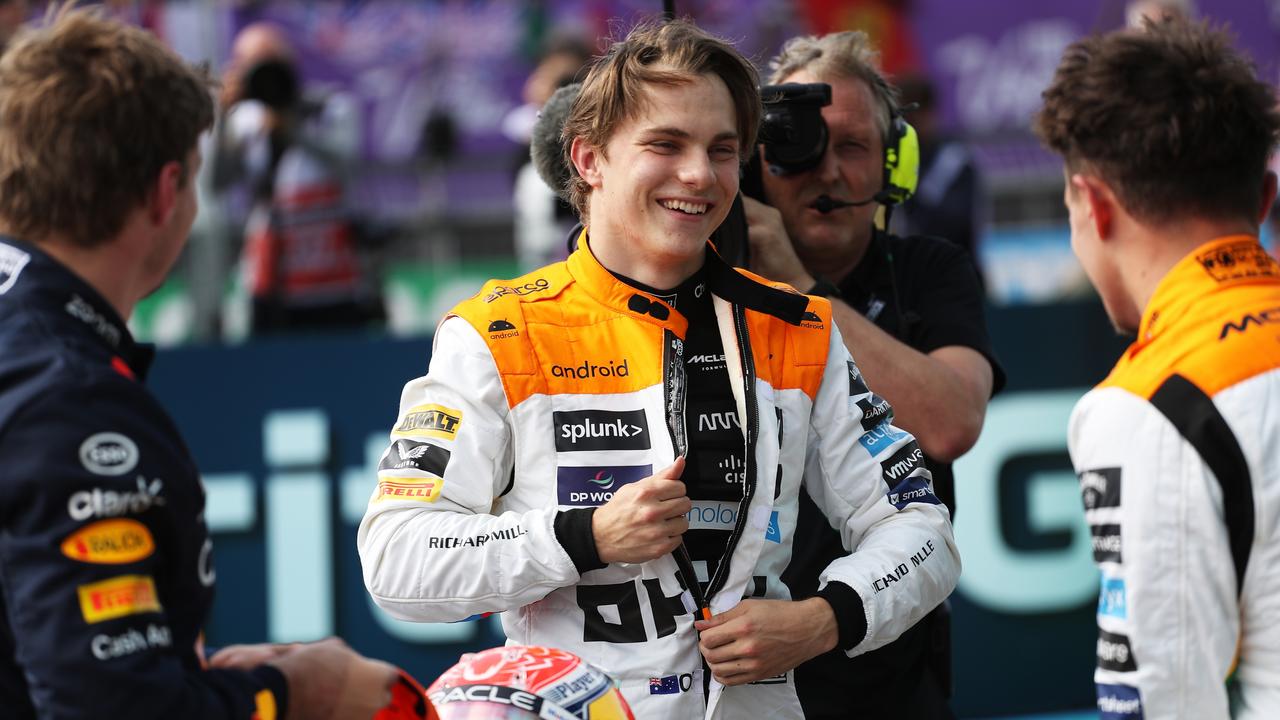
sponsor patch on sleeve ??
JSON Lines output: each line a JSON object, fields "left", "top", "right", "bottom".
{"left": 1097, "top": 629, "right": 1137, "bottom": 673}
{"left": 1098, "top": 576, "right": 1127, "bottom": 620}
{"left": 392, "top": 404, "right": 462, "bottom": 440}
{"left": 1080, "top": 467, "right": 1121, "bottom": 511}
{"left": 61, "top": 518, "right": 155, "bottom": 564}
{"left": 77, "top": 574, "right": 162, "bottom": 624}
{"left": 378, "top": 439, "right": 451, "bottom": 477}
{"left": 858, "top": 420, "right": 909, "bottom": 457}
{"left": 375, "top": 476, "right": 444, "bottom": 503}
{"left": 1096, "top": 683, "right": 1142, "bottom": 719}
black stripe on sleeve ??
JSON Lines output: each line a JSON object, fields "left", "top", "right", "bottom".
{"left": 1149, "top": 373, "right": 1254, "bottom": 596}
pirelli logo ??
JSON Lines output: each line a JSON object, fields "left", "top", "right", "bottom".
{"left": 77, "top": 574, "right": 161, "bottom": 624}
{"left": 376, "top": 477, "right": 444, "bottom": 503}
{"left": 61, "top": 518, "right": 155, "bottom": 565}
{"left": 393, "top": 404, "right": 462, "bottom": 440}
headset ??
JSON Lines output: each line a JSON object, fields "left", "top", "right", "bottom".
{"left": 746, "top": 81, "right": 920, "bottom": 209}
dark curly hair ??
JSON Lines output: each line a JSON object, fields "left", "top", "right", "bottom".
{"left": 1034, "top": 17, "right": 1280, "bottom": 226}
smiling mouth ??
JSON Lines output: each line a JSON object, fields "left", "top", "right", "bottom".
{"left": 660, "top": 199, "right": 709, "bottom": 215}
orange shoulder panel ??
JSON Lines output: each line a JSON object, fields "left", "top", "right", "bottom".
{"left": 1102, "top": 282, "right": 1280, "bottom": 399}
{"left": 746, "top": 294, "right": 830, "bottom": 402}
{"left": 450, "top": 265, "right": 664, "bottom": 407}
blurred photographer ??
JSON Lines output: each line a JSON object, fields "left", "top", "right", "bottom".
{"left": 213, "top": 22, "right": 382, "bottom": 335}
{"left": 742, "top": 32, "right": 1006, "bottom": 719}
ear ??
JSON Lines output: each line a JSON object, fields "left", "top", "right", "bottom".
{"left": 569, "top": 136, "right": 605, "bottom": 190}
{"left": 1258, "top": 170, "right": 1278, "bottom": 226}
{"left": 1071, "top": 173, "right": 1116, "bottom": 240}
{"left": 146, "top": 160, "right": 184, "bottom": 228}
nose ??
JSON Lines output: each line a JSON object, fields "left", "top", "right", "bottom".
{"left": 677, "top": 149, "right": 715, "bottom": 190}
{"left": 815, "top": 145, "right": 842, "bottom": 184}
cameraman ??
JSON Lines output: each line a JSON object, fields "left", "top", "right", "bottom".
{"left": 213, "top": 22, "right": 380, "bottom": 335}
{"left": 744, "top": 32, "right": 1005, "bottom": 719}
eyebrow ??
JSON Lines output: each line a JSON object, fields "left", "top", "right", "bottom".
{"left": 641, "top": 126, "right": 740, "bottom": 143}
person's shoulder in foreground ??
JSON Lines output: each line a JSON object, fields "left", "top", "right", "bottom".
{"left": 0, "top": 8, "right": 396, "bottom": 719}
{"left": 1035, "top": 14, "right": 1280, "bottom": 719}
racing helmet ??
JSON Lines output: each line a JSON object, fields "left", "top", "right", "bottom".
{"left": 426, "top": 646, "right": 634, "bottom": 720}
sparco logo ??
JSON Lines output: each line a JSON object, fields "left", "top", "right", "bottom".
{"left": 79, "top": 433, "right": 139, "bottom": 476}
{"left": 550, "top": 358, "right": 630, "bottom": 379}
{"left": 484, "top": 278, "right": 550, "bottom": 303}
{"left": 68, "top": 477, "right": 165, "bottom": 521}
{"left": 554, "top": 409, "right": 650, "bottom": 452}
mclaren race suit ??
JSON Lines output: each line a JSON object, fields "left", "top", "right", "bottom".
{"left": 360, "top": 239, "right": 960, "bottom": 719}
{"left": 1069, "top": 236, "right": 1280, "bottom": 719}
{"left": 0, "top": 238, "right": 287, "bottom": 718}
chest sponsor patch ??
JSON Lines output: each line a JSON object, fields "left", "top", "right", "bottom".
{"left": 1080, "top": 467, "right": 1121, "bottom": 511}
{"left": 61, "top": 518, "right": 155, "bottom": 564}
{"left": 79, "top": 432, "right": 139, "bottom": 476}
{"left": 376, "top": 476, "right": 444, "bottom": 503}
{"left": 392, "top": 404, "right": 462, "bottom": 440}
{"left": 554, "top": 409, "right": 651, "bottom": 452}
{"left": 0, "top": 243, "right": 29, "bottom": 294}
{"left": 379, "top": 439, "right": 451, "bottom": 477}
{"left": 557, "top": 465, "right": 652, "bottom": 506}
{"left": 77, "top": 574, "right": 162, "bottom": 624}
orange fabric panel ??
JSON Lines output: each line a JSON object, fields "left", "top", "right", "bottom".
{"left": 744, "top": 295, "right": 830, "bottom": 401}
{"left": 1100, "top": 236, "right": 1280, "bottom": 399}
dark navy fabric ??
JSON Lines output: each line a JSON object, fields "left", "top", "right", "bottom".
{"left": 0, "top": 237, "right": 286, "bottom": 719}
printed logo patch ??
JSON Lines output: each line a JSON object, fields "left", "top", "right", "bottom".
{"left": 859, "top": 420, "right": 909, "bottom": 457}
{"left": 1097, "top": 630, "right": 1138, "bottom": 673}
{"left": 1098, "top": 576, "right": 1127, "bottom": 620}
{"left": 67, "top": 477, "right": 165, "bottom": 521}
{"left": 484, "top": 278, "right": 550, "bottom": 303}
{"left": 1096, "top": 683, "right": 1142, "bottom": 719}
{"left": 0, "top": 243, "right": 30, "bottom": 295}
{"left": 61, "top": 518, "right": 155, "bottom": 564}
{"left": 1080, "top": 467, "right": 1121, "bottom": 511}
{"left": 79, "top": 432, "right": 139, "bottom": 477}
{"left": 375, "top": 477, "right": 444, "bottom": 503}
{"left": 1091, "top": 524, "right": 1122, "bottom": 563}
{"left": 855, "top": 395, "right": 892, "bottom": 432}
{"left": 554, "top": 409, "right": 651, "bottom": 452}
{"left": 765, "top": 511, "right": 782, "bottom": 543}
{"left": 379, "top": 439, "right": 451, "bottom": 477}
{"left": 77, "top": 574, "right": 162, "bottom": 624}
{"left": 393, "top": 404, "right": 462, "bottom": 440}
{"left": 557, "top": 465, "right": 652, "bottom": 506}
{"left": 1197, "top": 241, "right": 1278, "bottom": 282}
{"left": 649, "top": 673, "right": 693, "bottom": 694}
{"left": 847, "top": 361, "right": 869, "bottom": 396}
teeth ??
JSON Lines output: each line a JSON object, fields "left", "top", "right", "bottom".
{"left": 661, "top": 199, "right": 708, "bottom": 215}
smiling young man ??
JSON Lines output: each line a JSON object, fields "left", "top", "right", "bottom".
{"left": 1036, "top": 18, "right": 1280, "bottom": 720}
{"left": 359, "top": 19, "right": 959, "bottom": 719}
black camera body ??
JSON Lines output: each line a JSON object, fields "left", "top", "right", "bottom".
{"left": 242, "top": 59, "right": 301, "bottom": 111}
{"left": 717, "top": 83, "right": 834, "bottom": 266}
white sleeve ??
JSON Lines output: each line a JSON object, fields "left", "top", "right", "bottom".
{"left": 803, "top": 325, "right": 962, "bottom": 655}
{"left": 357, "top": 316, "right": 580, "bottom": 622}
{"left": 1069, "top": 387, "right": 1237, "bottom": 720}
